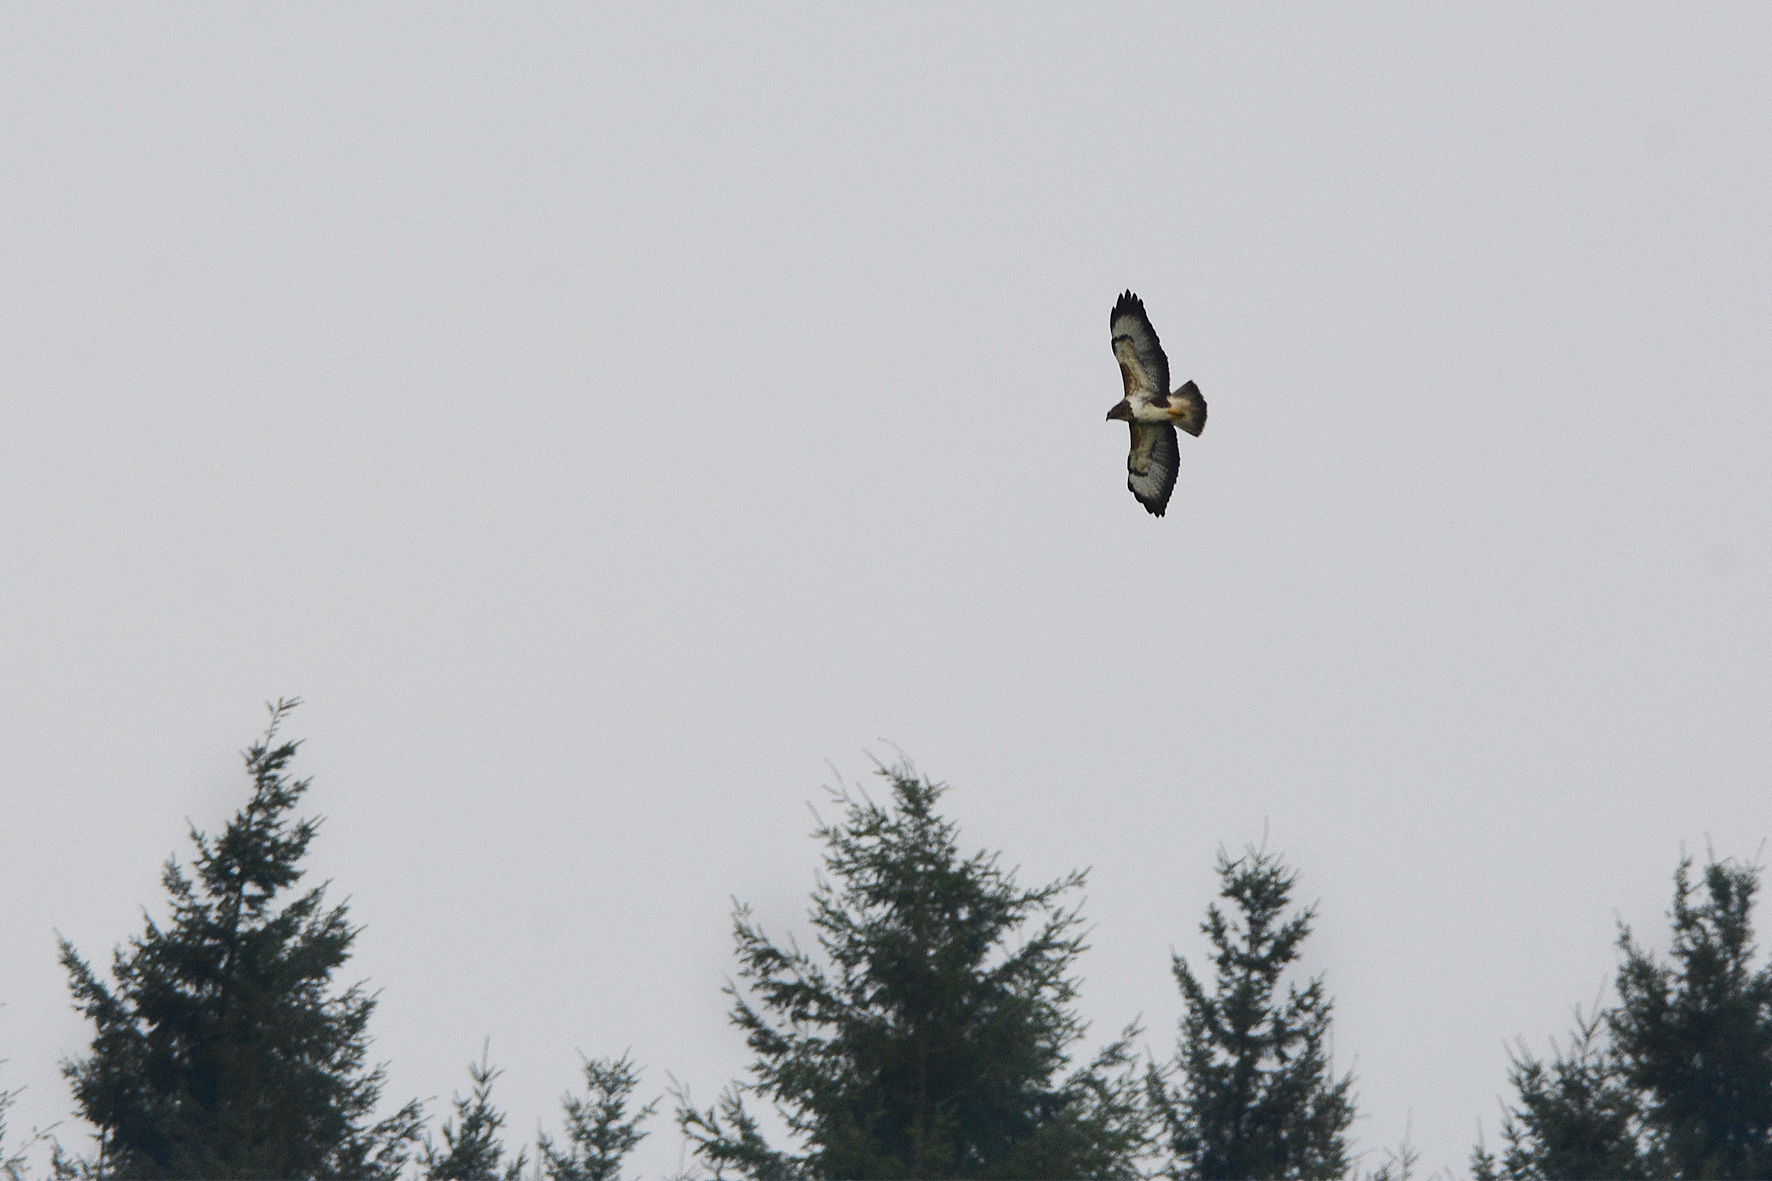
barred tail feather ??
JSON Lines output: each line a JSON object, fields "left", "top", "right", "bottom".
{"left": 1171, "top": 380, "right": 1206, "bottom": 437}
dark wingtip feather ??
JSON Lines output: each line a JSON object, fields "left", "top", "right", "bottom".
{"left": 1132, "top": 474, "right": 1173, "bottom": 516}
{"left": 1112, "top": 289, "right": 1144, "bottom": 325}
{"left": 1130, "top": 485, "right": 1169, "bottom": 516}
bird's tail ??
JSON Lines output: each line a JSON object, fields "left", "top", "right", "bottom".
{"left": 1170, "top": 380, "right": 1206, "bottom": 437}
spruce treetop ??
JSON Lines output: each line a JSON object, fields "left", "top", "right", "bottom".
{"left": 58, "top": 699, "right": 420, "bottom": 1180}
{"left": 678, "top": 761, "right": 1145, "bottom": 1180}
{"left": 1152, "top": 845, "right": 1354, "bottom": 1181}
{"left": 1476, "top": 851, "right": 1772, "bottom": 1181}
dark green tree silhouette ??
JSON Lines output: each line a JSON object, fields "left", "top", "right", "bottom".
{"left": 57, "top": 699, "right": 421, "bottom": 1179}
{"left": 1149, "top": 846, "right": 1354, "bottom": 1180}
{"left": 1613, "top": 855, "right": 1772, "bottom": 1176}
{"left": 538, "top": 1054, "right": 655, "bottom": 1181}
{"left": 423, "top": 1045, "right": 526, "bottom": 1181}
{"left": 676, "top": 762, "right": 1146, "bottom": 1180}
{"left": 1476, "top": 853, "right": 1772, "bottom": 1180}
{"left": 1471, "top": 1007, "right": 1644, "bottom": 1181}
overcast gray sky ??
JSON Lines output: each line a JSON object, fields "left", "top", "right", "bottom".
{"left": 5, "top": 5, "right": 1771, "bottom": 1176}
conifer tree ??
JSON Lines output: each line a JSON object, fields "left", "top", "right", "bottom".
{"left": 1613, "top": 855, "right": 1772, "bottom": 1176}
{"left": 1470, "top": 1011, "right": 1644, "bottom": 1181}
{"left": 1149, "top": 846, "right": 1354, "bottom": 1181}
{"left": 423, "top": 1046, "right": 526, "bottom": 1181}
{"left": 57, "top": 699, "right": 421, "bottom": 1179}
{"left": 1478, "top": 853, "right": 1772, "bottom": 1180}
{"left": 676, "top": 762, "right": 1145, "bottom": 1180}
{"left": 538, "top": 1054, "right": 655, "bottom": 1181}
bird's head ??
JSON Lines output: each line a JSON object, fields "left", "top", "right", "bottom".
{"left": 1105, "top": 401, "right": 1132, "bottom": 422}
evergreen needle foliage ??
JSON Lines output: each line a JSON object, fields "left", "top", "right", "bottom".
{"left": 1471, "top": 1010, "right": 1643, "bottom": 1181}
{"left": 1477, "top": 853, "right": 1772, "bottom": 1180}
{"left": 423, "top": 1045, "right": 526, "bottom": 1181}
{"left": 538, "top": 1054, "right": 656, "bottom": 1181}
{"left": 56, "top": 699, "right": 421, "bottom": 1180}
{"left": 676, "top": 762, "right": 1146, "bottom": 1180}
{"left": 1150, "top": 846, "right": 1354, "bottom": 1180}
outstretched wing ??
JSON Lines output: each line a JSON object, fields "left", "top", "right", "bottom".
{"left": 1126, "top": 422, "right": 1180, "bottom": 517}
{"left": 1110, "top": 290, "right": 1170, "bottom": 404}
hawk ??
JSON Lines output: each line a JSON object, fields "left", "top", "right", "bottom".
{"left": 1104, "top": 290, "right": 1206, "bottom": 516}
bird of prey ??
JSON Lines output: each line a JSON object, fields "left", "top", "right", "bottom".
{"left": 1104, "top": 290, "right": 1206, "bottom": 516}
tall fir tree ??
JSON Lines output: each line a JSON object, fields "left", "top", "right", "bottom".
{"left": 538, "top": 1054, "right": 655, "bottom": 1181}
{"left": 422, "top": 1045, "right": 526, "bottom": 1181}
{"left": 1470, "top": 1011, "right": 1644, "bottom": 1181}
{"left": 57, "top": 699, "right": 421, "bottom": 1180}
{"left": 676, "top": 762, "right": 1146, "bottom": 1180}
{"left": 1477, "top": 853, "right": 1772, "bottom": 1180}
{"left": 1613, "top": 854, "right": 1772, "bottom": 1176}
{"left": 1149, "top": 846, "right": 1355, "bottom": 1181}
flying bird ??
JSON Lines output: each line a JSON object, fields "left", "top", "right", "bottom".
{"left": 1105, "top": 290, "right": 1206, "bottom": 516}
